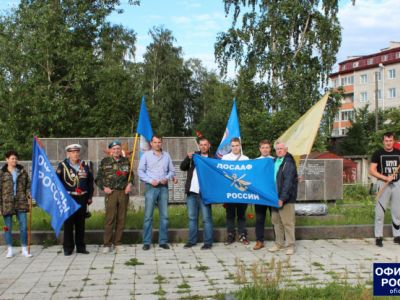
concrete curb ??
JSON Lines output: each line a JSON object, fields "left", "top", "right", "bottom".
{"left": 1, "top": 224, "right": 393, "bottom": 245}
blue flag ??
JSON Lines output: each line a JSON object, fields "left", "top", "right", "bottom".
{"left": 31, "top": 138, "right": 81, "bottom": 236}
{"left": 193, "top": 154, "right": 279, "bottom": 207}
{"left": 137, "top": 96, "right": 154, "bottom": 154}
{"left": 216, "top": 99, "right": 241, "bottom": 158}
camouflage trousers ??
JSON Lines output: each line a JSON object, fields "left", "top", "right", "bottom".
{"left": 103, "top": 190, "right": 129, "bottom": 247}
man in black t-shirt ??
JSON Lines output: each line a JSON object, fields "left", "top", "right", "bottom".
{"left": 369, "top": 132, "right": 400, "bottom": 247}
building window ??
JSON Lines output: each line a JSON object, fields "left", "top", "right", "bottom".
{"left": 334, "top": 78, "right": 339, "bottom": 88}
{"left": 360, "top": 74, "right": 368, "bottom": 84}
{"left": 367, "top": 58, "right": 374, "bottom": 65}
{"left": 389, "top": 69, "right": 396, "bottom": 79}
{"left": 377, "top": 89, "right": 382, "bottom": 100}
{"left": 340, "top": 76, "right": 354, "bottom": 86}
{"left": 396, "top": 52, "right": 400, "bottom": 59}
{"left": 376, "top": 71, "right": 381, "bottom": 81}
{"left": 389, "top": 88, "right": 397, "bottom": 98}
{"left": 341, "top": 129, "right": 347, "bottom": 136}
{"left": 382, "top": 55, "right": 388, "bottom": 62}
{"left": 342, "top": 65, "right": 346, "bottom": 71}
{"left": 332, "top": 128, "right": 339, "bottom": 136}
{"left": 360, "top": 92, "right": 368, "bottom": 102}
{"left": 352, "top": 62, "right": 359, "bottom": 68}
{"left": 334, "top": 112, "right": 340, "bottom": 121}
{"left": 341, "top": 111, "right": 353, "bottom": 121}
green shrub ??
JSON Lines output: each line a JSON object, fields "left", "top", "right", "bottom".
{"left": 343, "top": 184, "right": 373, "bottom": 203}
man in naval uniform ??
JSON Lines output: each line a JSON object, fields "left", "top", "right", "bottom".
{"left": 56, "top": 144, "right": 94, "bottom": 256}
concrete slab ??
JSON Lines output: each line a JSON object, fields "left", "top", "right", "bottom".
{"left": 0, "top": 239, "right": 397, "bottom": 299}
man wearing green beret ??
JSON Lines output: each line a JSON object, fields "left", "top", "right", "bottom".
{"left": 95, "top": 140, "right": 134, "bottom": 254}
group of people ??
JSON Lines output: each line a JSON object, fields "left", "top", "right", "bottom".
{"left": 1, "top": 132, "right": 399, "bottom": 258}
{"left": 137, "top": 136, "right": 299, "bottom": 255}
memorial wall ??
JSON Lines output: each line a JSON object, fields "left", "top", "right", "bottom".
{"left": 1, "top": 137, "right": 343, "bottom": 203}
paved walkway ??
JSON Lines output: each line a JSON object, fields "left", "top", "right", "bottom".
{"left": 0, "top": 239, "right": 398, "bottom": 299}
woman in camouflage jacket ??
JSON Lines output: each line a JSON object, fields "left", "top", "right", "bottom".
{"left": 0, "top": 150, "right": 31, "bottom": 258}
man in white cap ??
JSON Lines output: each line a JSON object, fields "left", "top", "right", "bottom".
{"left": 56, "top": 143, "right": 94, "bottom": 256}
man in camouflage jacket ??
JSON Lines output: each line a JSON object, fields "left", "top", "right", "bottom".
{"left": 95, "top": 140, "right": 134, "bottom": 253}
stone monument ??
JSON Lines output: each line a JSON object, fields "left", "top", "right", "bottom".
{"left": 1, "top": 137, "right": 343, "bottom": 210}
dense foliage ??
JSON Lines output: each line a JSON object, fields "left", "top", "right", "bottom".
{"left": 214, "top": 0, "right": 342, "bottom": 154}
{"left": 0, "top": 0, "right": 343, "bottom": 159}
{"left": 337, "top": 106, "right": 400, "bottom": 156}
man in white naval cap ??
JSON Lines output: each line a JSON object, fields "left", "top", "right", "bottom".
{"left": 56, "top": 143, "right": 94, "bottom": 256}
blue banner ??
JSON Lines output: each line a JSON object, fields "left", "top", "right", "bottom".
{"left": 31, "top": 138, "right": 81, "bottom": 236}
{"left": 216, "top": 99, "right": 241, "bottom": 158}
{"left": 374, "top": 263, "right": 400, "bottom": 296}
{"left": 193, "top": 154, "right": 279, "bottom": 207}
{"left": 137, "top": 96, "right": 154, "bottom": 154}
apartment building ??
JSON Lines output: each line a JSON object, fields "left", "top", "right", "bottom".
{"left": 329, "top": 41, "right": 400, "bottom": 137}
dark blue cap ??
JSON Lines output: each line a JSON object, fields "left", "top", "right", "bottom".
{"left": 108, "top": 140, "right": 122, "bottom": 149}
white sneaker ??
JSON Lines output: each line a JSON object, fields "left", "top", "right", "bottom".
{"left": 268, "top": 244, "right": 283, "bottom": 253}
{"left": 115, "top": 245, "right": 126, "bottom": 253}
{"left": 286, "top": 247, "right": 295, "bottom": 256}
{"left": 21, "top": 247, "right": 33, "bottom": 258}
{"left": 6, "top": 247, "right": 13, "bottom": 258}
{"left": 102, "top": 246, "right": 111, "bottom": 254}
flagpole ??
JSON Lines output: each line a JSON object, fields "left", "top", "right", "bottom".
{"left": 27, "top": 195, "right": 33, "bottom": 254}
{"left": 28, "top": 136, "right": 42, "bottom": 254}
{"left": 299, "top": 154, "right": 309, "bottom": 181}
{"left": 375, "top": 164, "right": 400, "bottom": 200}
{"left": 298, "top": 93, "right": 330, "bottom": 181}
{"left": 128, "top": 133, "right": 139, "bottom": 183}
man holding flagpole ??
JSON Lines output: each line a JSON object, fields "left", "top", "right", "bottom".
{"left": 139, "top": 135, "right": 177, "bottom": 250}
{"left": 31, "top": 137, "right": 81, "bottom": 239}
{"left": 369, "top": 132, "right": 400, "bottom": 247}
{"left": 96, "top": 140, "right": 134, "bottom": 254}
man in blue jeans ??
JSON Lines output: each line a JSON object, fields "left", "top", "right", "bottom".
{"left": 180, "top": 138, "right": 214, "bottom": 249}
{"left": 138, "top": 135, "right": 177, "bottom": 250}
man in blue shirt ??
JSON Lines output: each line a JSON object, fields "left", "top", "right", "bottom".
{"left": 138, "top": 135, "right": 177, "bottom": 250}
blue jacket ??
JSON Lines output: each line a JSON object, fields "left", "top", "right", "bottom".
{"left": 275, "top": 153, "right": 298, "bottom": 204}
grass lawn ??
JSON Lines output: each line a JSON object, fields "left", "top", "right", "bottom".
{"left": 231, "top": 282, "right": 389, "bottom": 300}
{"left": 0, "top": 185, "right": 390, "bottom": 230}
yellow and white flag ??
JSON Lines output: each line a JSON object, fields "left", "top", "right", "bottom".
{"left": 277, "top": 92, "right": 329, "bottom": 157}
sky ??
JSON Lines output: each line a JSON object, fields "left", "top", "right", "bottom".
{"left": 1, "top": 0, "right": 400, "bottom": 75}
